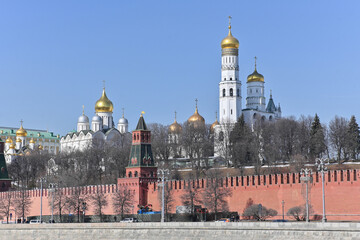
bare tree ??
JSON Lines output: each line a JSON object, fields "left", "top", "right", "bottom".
{"left": 215, "top": 120, "right": 234, "bottom": 167}
{"left": 67, "top": 187, "right": 87, "bottom": 223}
{"left": 287, "top": 205, "right": 314, "bottom": 221}
{"left": 14, "top": 188, "right": 32, "bottom": 222}
{"left": 181, "top": 179, "right": 202, "bottom": 220}
{"left": 148, "top": 123, "right": 171, "bottom": 164}
{"left": 112, "top": 186, "right": 134, "bottom": 220}
{"left": 0, "top": 193, "right": 12, "bottom": 223}
{"left": 243, "top": 204, "right": 277, "bottom": 221}
{"left": 181, "top": 123, "right": 213, "bottom": 176}
{"left": 202, "top": 170, "right": 232, "bottom": 220}
{"left": 48, "top": 188, "right": 70, "bottom": 223}
{"left": 89, "top": 187, "right": 108, "bottom": 222}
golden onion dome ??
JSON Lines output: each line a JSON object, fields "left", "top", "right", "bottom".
{"left": 210, "top": 118, "right": 220, "bottom": 133}
{"left": 5, "top": 138, "right": 13, "bottom": 144}
{"left": 16, "top": 138, "right": 21, "bottom": 143}
{"left": 29, "top": 138, "right": 35, "bottom": 144}
{"left": 16, "top": 123, "right": 27, "bottom": 137}
{"left": 247, "top": 57, "right": 264, "bottom": 83}
{"left": 169, "top": 112, "right": 182, "bottom": 134}
{"left": 221, "top": 17, "right": 239, "bottom": 49}
{"left": 188, "top": 102, "right": 205, "bottom": 126}
{"left": 38, "top": 145, "right": 43, "bottom": 150}
{"left": 9, "top": 144, "right": 15, "bottom": 149}
{"left": 221, "top": 28, "right": 239, "bottom": 49}
{"left": 95, "top": 88, "right": 114, "bottom": 113}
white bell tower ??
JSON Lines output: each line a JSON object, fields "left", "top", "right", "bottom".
{"left": 219, "top": 16, "right": 242, "bottom": 124}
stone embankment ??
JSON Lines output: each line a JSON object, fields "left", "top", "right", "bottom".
{"left": 0, "top": 222, "right": 359, "bottom": 240}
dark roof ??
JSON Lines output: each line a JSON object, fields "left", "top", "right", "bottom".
{"left": 0, "top": 142, "right": 10, "bottom": 179}
{"left": 266, "top": 96, "right": 277, "bottom": 113}
{"left": 136, "top": 116, "right": 148, "bottom": 130}
{"left": 63, "top": 129, "right": 94, "bottom": 139}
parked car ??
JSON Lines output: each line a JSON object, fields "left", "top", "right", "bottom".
{"left": 29, "top": 220, "right": 42, "bottom": 224}
{"left": 120, "top": 218, "right": 138, "bottom": 223}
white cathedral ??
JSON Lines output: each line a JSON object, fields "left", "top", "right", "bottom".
{"left": 213, "top": 19, "right": 281, "bottom": 157}
{"left": 60, "top": 87, "right": 129, "bottom": 152}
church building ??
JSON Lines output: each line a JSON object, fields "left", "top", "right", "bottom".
{"left": 60, "top": 87, "right": 129, "bottom": 152}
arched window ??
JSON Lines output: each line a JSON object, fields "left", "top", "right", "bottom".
{"left": 253, "top": 113, "right": 257, "bottom": 119}
{"left": 269, "top": 116, "right": 273, "bottom": 121}
{"left": 261, "top": 116, "right": 265, "bottom": 122}
{"left": 230, "top": 88, "right": 233, "bottom": 96}
{"left": 237, "top": 89, "right": 240, "bottom": 97}
{"left": 230, "top": 77, "right": 232, "bottom": 80}
{"left": 231, "top": 109, "right": 233, "bottom": 115}
{"left": 134, "top": 171, "right": 138, "bottom": 177}
{"left": 250, "top": 89, "right": 252, "bottom": 94}
{"left": 128, "top": 172, "right": 132, "bottom": 178}
{"left": 223, "top": 89, "right": 225, "bottom": 97}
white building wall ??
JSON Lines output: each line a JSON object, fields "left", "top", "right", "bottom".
{"left": 219, "top": 50, "right": 241, "bottom": 124}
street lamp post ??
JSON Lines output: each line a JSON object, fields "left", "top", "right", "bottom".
{"left": 49, "top": 183, "right": 57, "bottom": 223}
{"left": 300, "top": 168, "right": 312, "bottom": 222}
{"left": 281, "top": 200, "right": 285, "bottom": 221}
{"left": 157, "top": 169, "right": 169, "bottom": 223}
{"left": 37, "top": 177, "right": 46, "bottom": 223}
{"left": 316, "top": 158, "right": 328, "bottom": 223}
{"left": 81, "top": 202, "right": 87, "bottom": 223}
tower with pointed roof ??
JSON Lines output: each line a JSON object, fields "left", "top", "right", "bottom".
{"left": 219, "top": 16, "right": 242, "bottom": 124}
{"left": 118, "top": 113, "right": 157, "bottom": 207}
{"left": 0, "top": 139, "right": 12, "bottom": 191}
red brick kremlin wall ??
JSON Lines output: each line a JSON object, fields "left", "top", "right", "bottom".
{"left": 1, "top": 169, "right": 359, "bottom": 221}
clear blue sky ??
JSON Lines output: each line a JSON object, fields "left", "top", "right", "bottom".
{"left": 1, "top": 1, "right": 359, "bottom": 135}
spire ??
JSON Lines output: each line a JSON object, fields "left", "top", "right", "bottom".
{"left": 270, "top": 90, "right": 273, "bottom": 99}
{"left": 195, "top": 98, "right": 198, "bottom": 113}
{"left": 174, "top": 111, "right": 177, "bottom": 122}
{"left": 228, "top": 16, "right": 232, "bottom": 34}
{"left": 215, "top": 111, "right": 218, "bottom": 121}
{"left": 254, "top": 56, "right": 257, "bottom": 71}
{"left": 82, "top": 105, "right": 85, "bottom": 115}
{"left": 122, "top": 108, "right": 125, "bottom": 118}
{"left": 136, "top": 112, "right": 147, "bottom": 130}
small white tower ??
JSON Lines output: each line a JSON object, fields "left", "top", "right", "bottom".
{"left": 219, "top": 16, "right": 242, "bottom": 124}
{"left": 5, "top": 137, "right": 12, "bottom": 151}
{"left": 117, "top": 108, "right": 128, "bottom": 134}
{"left": 16, "top": 120, "right": 27, "bottom": 149}
{"left": 92, "top": 115, "right": 103, "bottom": 132}
{"left": 95, "top": 84, "right": 114, "bottom": 130}
{"left": 246, "top": 57, "right": 265, "bottom": 111}
{"left": 29, "top": 138, "right": 35, "bottom": 150}
{"left": 77, "top": 105, "right": 90, "bottom": 132}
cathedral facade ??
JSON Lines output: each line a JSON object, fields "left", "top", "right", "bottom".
{"left": 60, "top": 87, "right": 129, "bottom": 152}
